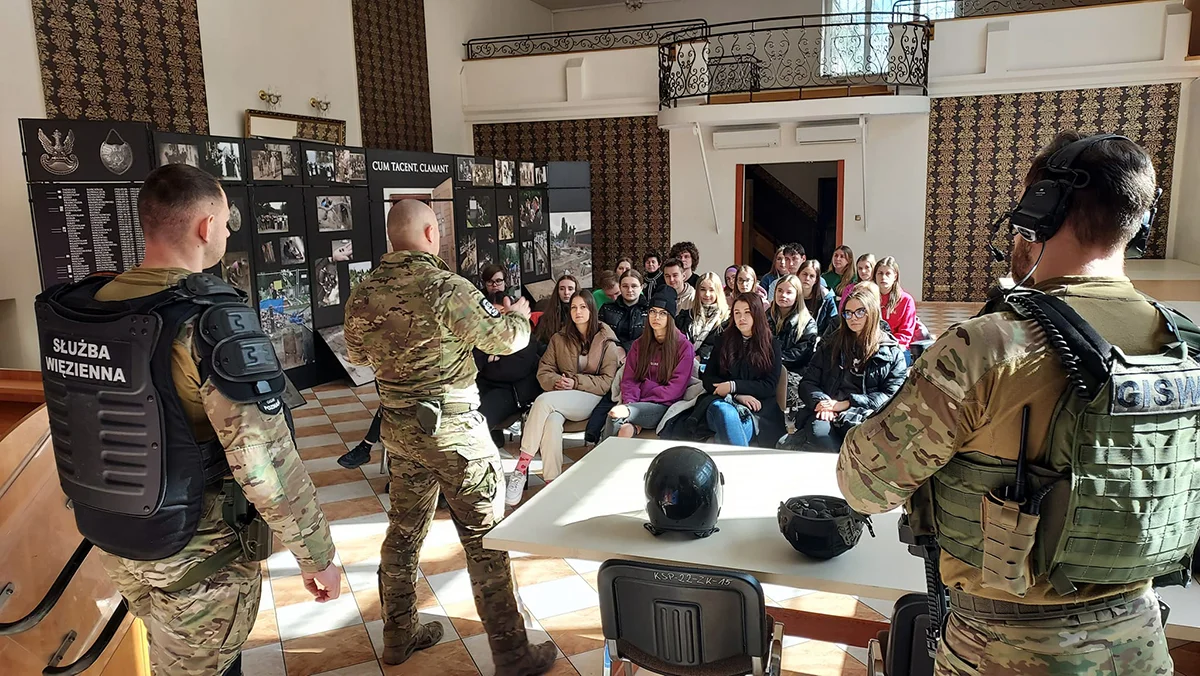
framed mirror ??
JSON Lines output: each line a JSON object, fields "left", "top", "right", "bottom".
{"left": 245, "top": 110, "right": 346, "bottom": 145}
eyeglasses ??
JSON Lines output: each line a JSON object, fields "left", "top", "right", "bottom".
{"left": 486, "top": 278, "right": 505, "bottom": 286}
{"left": 648, "top": 308, "right": 670, "bottom": 317}
{"left": 842, "top": 308, "right": 868, "bottom": 320}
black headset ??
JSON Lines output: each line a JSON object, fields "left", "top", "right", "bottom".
{"left": 989, "top": 133, "right": 1161, "bottom": 262}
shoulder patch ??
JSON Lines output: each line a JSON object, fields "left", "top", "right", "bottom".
{"left": 257, "top": 397, "right": 284, "bottom": 416}
{"left": 480, "top": 298, "right": 501, "bottom": 318}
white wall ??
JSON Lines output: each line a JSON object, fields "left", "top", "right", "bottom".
{"left": 761, "top": 161, "right": 839, "bottom": 212}
{"left": 670, "top": 114, "right": 929, "bottom": 298}
{"left": 426, "top": 0, "right": 553, "bottom": 154}
{"left": 1173, "top": 80, "right": 1200, "bottom": 265}
{"left": 197, "top": 0, "right": 362, "bottom": 145}
{"left": 0, "top": 2, "right": 46, "bottom": 369}
{"left": 551, "top": 0, "right": 822, "bottom": 30}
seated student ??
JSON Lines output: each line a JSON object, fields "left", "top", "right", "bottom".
{"left": 591, "top": 270, "right": 620, "bottom": 310}
{"left": 787, "top": 284, "right": 907, "bottom": 452}
{"left": 669, "top": 241, "right": 702, "bottom": 288}
{"left": 840, "top": 253, "right": 876, "bottom": 310}
{"left": 734, "top": 265, "right": 769, "bottom": 302}
{"left": 535, "top": 274, "right": 577, "bottom": 344}
{"left": 642, "top": 251, "right": 663, "bottom": 298}
{"left": 660, "top": 258, "right": 695, "bottom": 331}
{"left": 606, "top": 288, "right": 694, "bottom": 439}
{"left": 599, "top": 269, "right": 649, "bottom": 352}
{"left": 797, "top": 260, "right": 839, "bottom": 335}
{"left": 614, "top": 257, "right": 633, "bottom": 279}
{"left": 482, "top": 263, "right": 535, "bottom": 306}
{"left": 872, "top": 255, "right": 917, "bottom": 359}
{"left": 722, "top": 266, "right": 739, "bottom": 304}
{"left": 759, "top": 245, "right": 789, "bottom": 295}
{"left": 507, "top": 291, "right": 623, "bottom": 505}
{"left": 686, "top": 272, "right": 730, "bottom": 364}
{"left": 824, "top": 245, "right": 856, "bottom": 297}
{"left": 475, "top": 264, "right": 546, "bottom": 445}
{"left": 701, "top": 293, "right": 784, "bottom": 447}
{"left": 768, "top": 274, "right": 818, "bottom": 374}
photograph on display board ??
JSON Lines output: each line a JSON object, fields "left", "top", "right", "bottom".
{"left": 315, "top": 258, "right": 340, "bottom": 308}
{"left": 495, "top": 160, "right": 515, "bottom": 187}
{"left": 535, "top": 164, "right": 548, "bottom": 185}
{"left": 550, "top": 211, "right": 593, "bottom": 289}
{"left": 97, "top": 129, "right": 136, "bottom": 176}
{"left": 332, "top": 238, "right": 354, "bottom": 262}
{"left": 498, "top": 215, "right": 514, "bottom": 241}
{"left": 159, "top": 142, "right": 200, "bottom": 169}
{"left": 257, "top": 269, "right": 314, "bottom": 370}
{"left": 459, "top": 234, "right": 477, "bottom": 278}
{"left": 477, "top": 232, "right": 498, "bottom": 275}
{"left": 267, "top": 142, "right": 299, "bottom": 177}
{"left": 317, "top": 195, "right": 353, "bottom": 232}
{"left": 204, "top": 141, "right": 242, "bottom": 181}
{"left": 281, "top": 236, "right": 306, "bottom": 265}
{"left": 501, "top": 242, "right": 521, "bottom": 290}
{"left": 519, "top": 162, "right": 535, "bottom": 187}
{"left": 534, "top": 231, "right": 549, "bottom": 276}
{"left": 23, "top": 119, "right": 153, "bottom": 182}
{"left": 251, "top": 148, "right": 283, "bottom": 181}
{"left": 456, "top": 157, "right": 473, "bottom": 183}
{"left": 256, "top": 201, "right": 289, "bottom": 234}
{"left": 306, "top": 149, "right": 336, "bottom": 182}
{"left": 261, "top": 241, "right": 277, "bottom": 264}
{"left": 335, "top": 150, "right": 367, "bottom": 183}
{"left": 519, "top": 190, "right": 545, "bottom": 230}
{"left": 317, "top": 325, "right": 375, "bottom": 387}
{"left": 522, "top": 241, "right": 534, "bottom": 274}
{"left": 348, "top": 261, "right": 372, "bottom": 293}
{"left": 465, "top": 193, "right": 493, "bottom": 230}
{"left": 222, "top": 251, "right": 252, "bottom": 296}
{"left": 472, "top": 161, "right": 494, "bottom": 187}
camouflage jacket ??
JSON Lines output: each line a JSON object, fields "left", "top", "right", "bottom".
{"left": 836, "top": 276, "right": 1173, "bottom": 603}
{"left": 94, "top": 268, "right": 335, "bottom": 581}
{"left": 343, "top": 250, "right": 531, "bottom": 410}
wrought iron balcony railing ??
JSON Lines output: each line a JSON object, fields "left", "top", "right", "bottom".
{"left": 892, "top": 0, "right": 1136, "bottom": 20}
{"left": 658, "top": 13, "right": 933, "bottom": 108}
{"left": 465, "top": 19, "right": 708, "bottom": 60}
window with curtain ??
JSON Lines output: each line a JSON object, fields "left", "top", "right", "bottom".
{"left": 821, "top": 0, "right": 952, "bottom": 77}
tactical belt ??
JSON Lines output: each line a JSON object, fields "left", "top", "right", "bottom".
{"left": 948, "top": 588, "right": 1147, "bottom": 622}
{"left": 442, "top": 403, "right": 474, "bottom": 415}
{"left": 160, "top": 541, "right": 244, "bottom": 593}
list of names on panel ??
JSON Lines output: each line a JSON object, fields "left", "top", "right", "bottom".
{"left": 31, "top": 183, "right": 144, "bottom": 289}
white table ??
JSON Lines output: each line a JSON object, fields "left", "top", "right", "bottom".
{"left": 486, "top": 437, "right": 1200, "bottom": 644}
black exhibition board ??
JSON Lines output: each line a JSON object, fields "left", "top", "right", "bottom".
{"left": 216, "top": 186, "right": 253, "bottom": 296}
{"left": 304, "top": 186, "right": 370, "bottom": 329}
{"left": 471, "top": 156, "right": 496, "bottom": 188}
{"left": 152, "top": 132, "right": 246, "bottom": 184}
{"left": 21, "top": 118, "right": 154, "bottom": 183}
{"left": 454, "top": 156, "right": 474, "bottom": 188}
{"left": 454, "top": 188, "right": 496, "bottom": 287}
{"left": 518, "top": 187, "right": 551, "bottom": 284}
{"left": 548, "top": 161, "right": 590, "bottom": 189}
{"left": 365, "top": 148, "right": 456, "bottom": 271}
{"left": 244, "top": 137, "right": 303, "bottom": 185}
{"left": 29, "top": 183, "right": 144, "bottom": 290}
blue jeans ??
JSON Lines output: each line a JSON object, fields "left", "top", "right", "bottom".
{"left": 706, "top": 400, "right": 754, "bottom": 446}
{"left": 904, "top": 349, "right": 913, "bottom": 366}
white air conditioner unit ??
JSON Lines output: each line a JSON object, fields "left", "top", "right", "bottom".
{"left": 795, "top": 118, "right": 862, "bottom": 145}
{"left": 712, "top": 126, "right": 781, "bottom": 150}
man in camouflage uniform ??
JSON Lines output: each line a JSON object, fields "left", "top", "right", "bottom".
{"left": 92, "top": 165, "right": 340, "bottom": 675}
{"left": 838, "top": 134, "right": 1177, "bottom": 675}
{"left": 343, "top": 200, "right": 557, "bottom": 675}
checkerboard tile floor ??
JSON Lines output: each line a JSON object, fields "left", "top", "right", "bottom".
{"left": 241, "top": 303, "right": 986, "bottom": 676}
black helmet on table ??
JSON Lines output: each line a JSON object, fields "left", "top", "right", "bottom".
{"left": 643, "top": 446, "right": 724, "bottom": 538}
{"left": 778, "top": 495, "right": 874, "bottom": 559}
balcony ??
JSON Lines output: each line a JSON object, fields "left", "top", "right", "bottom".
{"left": 464, "top": 19, "right": 708, "bottom": 60}
{"left": 658, "top": 13, "right": 934, "bottom": 109}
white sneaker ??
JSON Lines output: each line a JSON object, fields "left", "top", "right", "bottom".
{"left": 505, "top": 469, "right": 528, "bottom": 506}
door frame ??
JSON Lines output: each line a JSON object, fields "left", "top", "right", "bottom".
{"left": 733, "top": 161, "right": 845, "bottom": 266}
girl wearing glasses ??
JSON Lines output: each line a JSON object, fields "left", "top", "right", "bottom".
{"left": 701, "top": 293, "right": 784, "bottom": 447}
{"left": 606, "top": 287, "right": 694, "bottom": 439}
{"left": 474, "top": 264, "right": 545, "bottom": 447}
{"left": 787, "top": 283, "right": 908, "bottom": 452}
{"left": 598, "top": 270, "right": 649, "bottom": 353}
{"left": 871, "top": 256, "right": 917, "bottom": 358}
{"left": 734, "top": 265, "right": 769, "bottom": 302}
{"left": 796, "top": 260, "right": 839, "bottom": 335}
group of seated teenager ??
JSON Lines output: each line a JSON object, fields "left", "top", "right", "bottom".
{"left": 473, "top": 240, "right": 921, "bottom": 506}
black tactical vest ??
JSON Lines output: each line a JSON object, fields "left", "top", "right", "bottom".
{"left": 34, "top": 274, "right": 251, "bottom": 561}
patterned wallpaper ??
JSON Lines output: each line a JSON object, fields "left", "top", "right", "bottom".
{"left": 923, "top": 84, "right": 1180, "bottom": 302}
{"left": 474, "top": 117, "right": 671, "bottom": 273}
{"left": 351, "top": 0, "right": 433, "bottom": 151}
{"left": 31, "top": 0, "right": 209, "bottom": 134}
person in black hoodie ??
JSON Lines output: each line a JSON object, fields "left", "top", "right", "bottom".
{"left": 767, "top": 274, "right": 818, "bottom": 373}
{"left": 475, "top": 264, "right": 546, "bottom": 446}
{"left": 784, "top": 283, "right": 908, "bottom": 452}
{"left": 599, "top": 269, "right": 649, "bottom": 352}
{"left": 701, "top": 293, "right": 784, "bottom": 446}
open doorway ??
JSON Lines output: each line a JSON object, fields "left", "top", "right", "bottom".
{"left": 737, "top": 161, "right": 842, "bottom": 276}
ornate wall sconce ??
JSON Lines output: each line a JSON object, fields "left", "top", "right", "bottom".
{"left": 258, "top": 89, "right": 282, "bottom": 110}
{"left": 310, "top": 97, "right": 332, "bottom": 116}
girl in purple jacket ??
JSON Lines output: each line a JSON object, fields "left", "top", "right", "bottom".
{"left": 605, "top": 288, "right": 694, "bottom": 438}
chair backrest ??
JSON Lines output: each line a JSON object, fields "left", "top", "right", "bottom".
{"left": 598, "top": 559, "right": 770, "bottom": 676}
{"left": 776, "top": 366, "right": 788, "bottom": 411}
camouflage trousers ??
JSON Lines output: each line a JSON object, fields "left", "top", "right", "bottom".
{"left": 935, "top": 591, "right": 1173, "bottom": 675}
{"left": 100, "top": 552, "right": 260, "bottom": 675}
{"left": 379, "top": 408, "right": 529, "bottom": 662}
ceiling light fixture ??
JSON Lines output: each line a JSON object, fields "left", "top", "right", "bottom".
{"left": 625, "top": 0, "right": 643, "bottom": 10}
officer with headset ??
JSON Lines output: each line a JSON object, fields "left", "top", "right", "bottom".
{"left": 34, "top": 164, "right": 339, "bottom": 675}
{"left": 836, "top": 132, "right": 1200, "bottom": 674}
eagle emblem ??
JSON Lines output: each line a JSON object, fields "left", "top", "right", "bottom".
{"left": 38, "top": 128, "right": 79, "bottom": 176}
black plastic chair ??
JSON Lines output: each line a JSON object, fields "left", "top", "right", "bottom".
{"left": 597, "top": 560, "right": 783, "bottom": 676}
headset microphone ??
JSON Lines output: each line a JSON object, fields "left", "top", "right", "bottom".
{"left": 987, "top": 212, "right": 1012, "bottom": 263}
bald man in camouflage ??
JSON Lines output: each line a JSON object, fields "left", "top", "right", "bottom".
{"left": 344, "top": 200, "right": 556, "bottom": 675}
